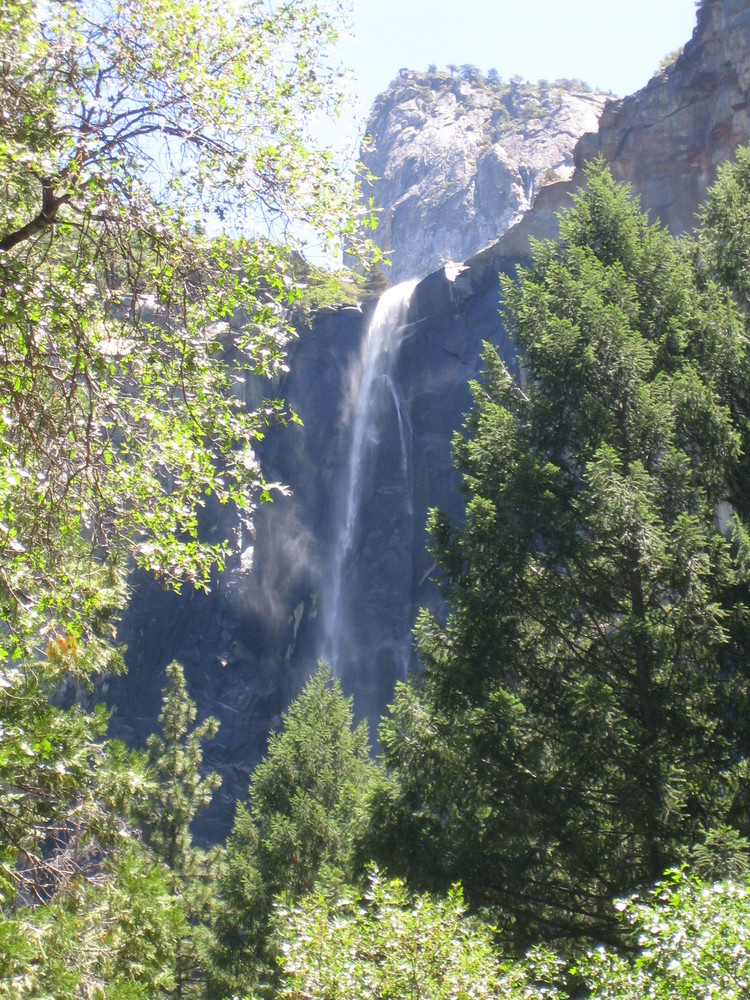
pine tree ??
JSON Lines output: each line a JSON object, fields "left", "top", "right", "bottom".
{"left": 695, "top": 145, "right": 750, "bottom": 529}
{"left": 374, "top": 162, "right": 750, "bottom": 944}
{"left": 141, "top": 661, "right": 220, "bottom": 998}
{"left": 698, "top": 144, "right": 750, "bottom": 311}
{"left": 204, "top": 664, "right": 383, "bottom": 998}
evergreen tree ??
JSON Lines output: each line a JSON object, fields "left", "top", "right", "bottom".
{"left": 459, "top": 63, "right": 481, "bottom": 83}
{"left": 373, "top": 162, "right": 750, "bottom": 944}
{"left": 698, "top": 145, "right": 750, "bottom": 310}
{"left": 141, "top": 661, "right": 221, "bottom": 998}
{"left": 695, "top": 145, "right": 750, "bottom": 528}
{"left": 1, "top": 840, "right": 184, "bottom": 999}
{"left": 204, "top": 665, "right": 383, "bottom": 998}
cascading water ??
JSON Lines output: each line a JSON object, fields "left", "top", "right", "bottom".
{"left": 320, "top": 280, "right": 418, "bottom": 712}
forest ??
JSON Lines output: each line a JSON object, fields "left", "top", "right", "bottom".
{"left": 2, "top": 0, "right": 750, "bottom": 996}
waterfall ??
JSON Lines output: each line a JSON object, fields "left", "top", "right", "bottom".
{"left": 321, "top": 280, "right": 418, "bottom": 690}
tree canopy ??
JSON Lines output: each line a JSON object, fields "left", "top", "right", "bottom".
{"left": 272, "top": 870, "right": 502, "bottom": 1000}
{"left": 269, "top": 868, "right": 750, "bottom": 1000}
{"left": 0, "top": 0, "right": 370, "bottom": 992}
{"left": 373, "top": 161, "right": 750, "bottom": 944}
{"left": 0, "top": 0, "right": 363, "bottom": 661}
{"left": 0, "top": 0, "right": 361, "bottom": 847}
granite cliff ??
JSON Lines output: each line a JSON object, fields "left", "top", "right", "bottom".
{"left": 496, "top": 0, "right": 750, "bottom": 260}
{"left": 355, "top": 71, "right": 609, "bottom": 283}
{"left": 107, "top": 0, "right": 750, "bottom": 841}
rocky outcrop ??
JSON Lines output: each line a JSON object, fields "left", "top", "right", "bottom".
{"left": 107, "top": 0, "right": 750, "bottom": 843}
{"left": 497, "top": 0, "right": 750, "bottom": 260}
{"left": 356, "top": 73, "right": 609, "bottom": 283}
{"left": 581, "top": 0, "right": 750, "bottom": 234}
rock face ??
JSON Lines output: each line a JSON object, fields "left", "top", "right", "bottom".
{"left": 356, "top": 72, "right": 608, "bottom": 283}
{"left": 497, "top": 0, "right": 750, "bottom": 260}
{"left": 583, "top": 0, "right": 750, "bottom": 235}
{"left": 107, "top": 0, "right": 750, "bottom": 842}
{"left": 110, "top": 264, "right": 517, "bottom": 844}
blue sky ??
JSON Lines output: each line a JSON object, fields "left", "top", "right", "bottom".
{"left": 338, "top": 0, "right": 699, "bottom": 131}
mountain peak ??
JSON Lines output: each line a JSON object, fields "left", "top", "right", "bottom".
{"left": 356, "top": 70, "right": 610, "bottom": 282}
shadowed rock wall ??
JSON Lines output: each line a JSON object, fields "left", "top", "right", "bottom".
{"left": 105, "top": 0, "right": 750, "bottom": 842}
{"left": 108, "top": 262, "right": 519, "bottom": 841}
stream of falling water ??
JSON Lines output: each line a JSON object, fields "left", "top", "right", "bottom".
{"left": 321, "top": 279, "right": 418, "bottom": 676}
